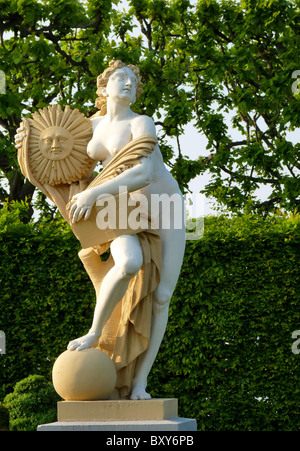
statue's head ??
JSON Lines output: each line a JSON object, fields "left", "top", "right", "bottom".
{"left": 94, "top": 60, "right": 143, "bottom": 116}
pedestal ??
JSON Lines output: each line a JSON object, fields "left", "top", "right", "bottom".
{"left": 37, "top": 398, "right": 197, "bottom": 431}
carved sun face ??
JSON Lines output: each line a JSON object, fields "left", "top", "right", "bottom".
{"left": 26, "top": 104, "right": 94, "bottom": 186}
{"left": 39, "top": 126, "right": 74, "bottom": 161}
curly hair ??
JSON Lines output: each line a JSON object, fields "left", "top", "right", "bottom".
{"left": 93, "top": 60, "right": 143, "bottom": 117}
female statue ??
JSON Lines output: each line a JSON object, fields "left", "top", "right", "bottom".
{"left": 15, "top": 60, "right": 186, "bottom": 400}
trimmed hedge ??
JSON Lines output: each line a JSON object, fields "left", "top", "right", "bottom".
{"left": 0, "top": 402, "right": 9, "bottom": 431}
{"left": 0, "top": 207, "right": 299, "bottom": 430}
{"left": 0, "top": 207, "right": 94, "bottom": 399}
{"left": 149, "top": 214, "right": 300, "bottom": 431}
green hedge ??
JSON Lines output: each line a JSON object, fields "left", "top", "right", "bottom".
{"left": 0, "top": 206, "right": 95, "bottom": 399}
{"left": 149, "top": 214, "right": 300, "bottom": 431}
{"left": 0, "top": 402, "right": 9, "bottom": 431}
{"left": 0, "top": 207, "right": 299, "bottom": 430}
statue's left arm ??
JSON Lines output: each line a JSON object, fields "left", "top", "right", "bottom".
{"left": 69, "top": 156, "right": 153, "bottom": 223}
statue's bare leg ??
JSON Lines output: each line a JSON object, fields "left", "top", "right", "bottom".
{"left": 130, "top": 226, "right": 186, "bottom": 400}
{"left": 67, "top": 234, "right": 143, "bottom": 351}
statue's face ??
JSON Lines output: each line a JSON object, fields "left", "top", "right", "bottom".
{"left": 105, "top": 67, "right": 137, "bottom": 104}
{"left": 39, "top": 126, "right": 73, "bottom": 160}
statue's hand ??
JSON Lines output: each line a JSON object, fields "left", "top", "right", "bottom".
{"left": 69, "top": 189, "right": 97, "bottom": 224}
{"left": 67, "top": 331, "right": 99, "bottom": 351}
{"left": 14, "top": 127, "right": 26, "bottom": 149}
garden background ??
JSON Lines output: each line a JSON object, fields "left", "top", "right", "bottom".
{"left": 0, "top": 0, "right": 299, "bottom": 431}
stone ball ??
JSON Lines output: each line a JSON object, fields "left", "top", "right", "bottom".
{"left": 52, "top": 348, "right": 117, "bottom": 401}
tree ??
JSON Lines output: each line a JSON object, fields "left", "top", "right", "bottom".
{"left": 0, "top": 0, "right": 299, "bottom": 219}
{"left": 0, "top": 0, "right": 117, "bottom": 219}
{"left": 126, "top": 0, "right": 300, "bottom": 214}
{"left": 188, "top": 0, "right": 300, "bottom": 214}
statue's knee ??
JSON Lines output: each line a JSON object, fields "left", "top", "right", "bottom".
{"left": 154, "top": 286, "right": 172, "bottom": 308}
{"left": 118, "top": 257, "right": 142, "bottom": 278}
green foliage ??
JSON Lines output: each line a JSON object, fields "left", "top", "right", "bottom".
{"left": 0, "top": 208, "right": 299, "bottom": 430}
{"left": 190, "top": 0, "right": 300, "bottom": 214}
{"left": 1, "top": 0, "right": 299, "bottom": 217}
{"left": 0, "top": 203, "right": 95, "bottom": 396}
{"left": 148, "top": 213, "right": 300, "bottom": 431}
{"left": 0, "top": 199, "right": 32, "bottom": 229}
{"left": 4, "top": 375, "right": 60, "bottom": 431}
{"left": 0, "top": 403, "right": 9, "bottom": 431}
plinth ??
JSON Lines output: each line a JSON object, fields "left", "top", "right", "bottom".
{"left": 37, "top": 398, "right": 197, "bottom": 431}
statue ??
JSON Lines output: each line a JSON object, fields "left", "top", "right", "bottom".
{"left": 15, "top": 60, "right": 186, "bottom": 400}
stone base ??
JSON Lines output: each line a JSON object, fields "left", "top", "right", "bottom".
{"left": 57, "top": 398, "right": 178, "bottom": 422}
{"left": 37, "top": 398, "right": 197, "bottom": 431}
{"left": 37, "top": 417, "right": 197, "bottom": 431}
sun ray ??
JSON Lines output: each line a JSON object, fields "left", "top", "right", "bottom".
{"left": 40, "top": 107, "right": 53, "bottom": 127}
{"left": 49, "top": 161, "right": 58, "bottom": 185}
{"left": 29, "top": 119, "right": 45, "bottom": 133}
{"left": 73, "top": 141, "right": 91, "bottom": 151}
{"left": 64, "top": 154, "right": 79, "bottom": 174}
{"left": 32, "top": 157, "right": 50, "bottom": 181}
{"left": 72, "top": 146, "right": 89, "bottom": 158}
{"left": 72, "top": 130, "right": 93, "bottom": 142}
{"left": 62, "top": 110, "right": 81, "bottom": 131}
{"left": 59, "top": 106, "right": 75, "bottom": 128}
{"left": 49, "top": 105, "right": 57, "bottom": 127}
{"left": 59, "top": 159, "right": 73, "bottom": 182}
{"left": 67, "top": 116, "right": 87, "bottom": 134}
{"left": 30, "top": 140, "right": 40, "bottom": 150}
{"left": 55, "top": 160, "right": 66, "bottom": 184}
{"left": 30, "top": 128, "right": 42, "bottom": 137}
{"left": 39, "top": 159, "right": 53, "bottom": 184}
{"left": 68, "top": 155, "right": 86, "bottom": 170}
{"left": 31, "top": 113, "right": 49, "bottom": 130}
{"left": 30, "top": 153, "right": 45, "bottom": 165}
{"left": 55, "top": 107, "right": 64, "bottom": 127}
{"left": 31, "top": 147, "right": 40, "bottom": 157}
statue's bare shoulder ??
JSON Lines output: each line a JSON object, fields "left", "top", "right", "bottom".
{"left": 90, "top": 115, "right": 104, "bottom": 132}
{"left": 131, "top": 114, "right": 157, "bottom": 139}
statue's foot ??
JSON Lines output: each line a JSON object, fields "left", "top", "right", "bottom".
{"left": 130, "top": 384, "right": 151, "bottom": 400}
{"left": 67, "top": 332, "right": 99, "bottom": 351}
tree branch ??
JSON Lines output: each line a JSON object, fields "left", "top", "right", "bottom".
{"left": 41, "top": 31, "right": 84, "bottom": 68}
{"left": 219, "top": 165, "right": 280, "bottom": 185}
{"left": 252, "top": 196, "right": 281, "bottom": 210}
{"left": 0, "top": 154, "right": 10, "bottom": 171}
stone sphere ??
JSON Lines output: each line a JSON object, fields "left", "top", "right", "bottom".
{"left": 52, "top": 348, "right": 117, "bottom": 401}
